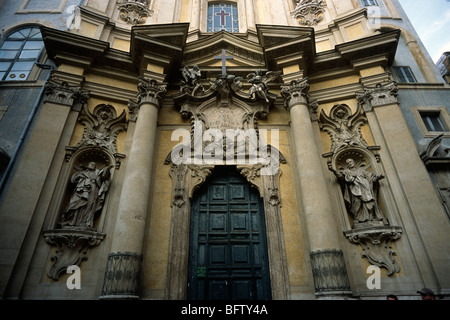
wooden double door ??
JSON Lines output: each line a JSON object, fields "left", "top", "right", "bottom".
{"left": 187, "top": 166, "right": 272, "bottom": 300}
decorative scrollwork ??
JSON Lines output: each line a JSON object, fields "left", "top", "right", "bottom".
{"left": 117, "top": 0, "right": 153, "bottom": 25}
{"left": 291, "top": 0, "right": 325, "bottom": 26}
{"left": 44, "top": 229, "right": 106, "bottom": 280}
{"left": 345, "top": 226, "right": 402, "bottom": 276}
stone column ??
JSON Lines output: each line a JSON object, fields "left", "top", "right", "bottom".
{"left": 100, "top": 77, "right": 166, "bottom": 299}
{"left": 281, "top": 78, "right": 351, "bottom": 297}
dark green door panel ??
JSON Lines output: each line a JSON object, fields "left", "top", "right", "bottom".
{"left": 187, "top": 166, "right": 272, "bottom": 300}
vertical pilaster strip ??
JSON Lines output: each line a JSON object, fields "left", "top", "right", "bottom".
{"left": 282, "top": 78, "right": 352, "bottom": 297}
{"left": 100, "top": 77, "right": 166, "bottom": 299}
{"left": 0, "top": 78, "right": 88, "bottom": 297}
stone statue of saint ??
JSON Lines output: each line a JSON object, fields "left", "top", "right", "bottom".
{"left": 59, "top": 161, "right": 113, "bottom": 229}
{"left": 330, "top": 158, "right": 387, "bottom": 226}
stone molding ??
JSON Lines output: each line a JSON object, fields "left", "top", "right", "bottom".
{"left": 344, "top": 226, "right": 402, "bottom": 276}
{"left": 319, "top": 103, "right": 369, "bottom": 154}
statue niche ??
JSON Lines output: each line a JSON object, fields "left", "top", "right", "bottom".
{"left": 44, "top": 103, "right": 126, "bottom": 281}
{"left": 58, "top": 159, "right": 113, "bottom": 230}
{"left": 320, "top": 103, "right": 402, "bottom": 276}
{"left": 330, "top": 152, "right": 387, "bottom": 228}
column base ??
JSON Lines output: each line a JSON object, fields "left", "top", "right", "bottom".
{"left": 309, "top": 249, "right": 352, "bottom": 295}
{"left": 100, "top": 252, "right": 143, "bottom": 298}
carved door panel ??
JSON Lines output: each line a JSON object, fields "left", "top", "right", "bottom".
{"left": 187, "top": 166, "right": 272, "bottom": 300}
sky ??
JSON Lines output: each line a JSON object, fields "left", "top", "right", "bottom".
{"left": 397, "top": 0, "right": 450, "bottom": 63}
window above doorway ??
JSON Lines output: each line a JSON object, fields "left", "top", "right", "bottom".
{"left": 207, "top": 2, "right": 239, "bottom": 33}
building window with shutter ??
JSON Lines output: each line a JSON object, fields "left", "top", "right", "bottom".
{"left": 412, "top": 106, "right": 450, "bottom": 137}
{"left": 420, "top": 112, "right": 448, "bottom": 132}
{"left": 207, "top": 2, "right": 239, "bottom": 33}
{"left": 0, "top": 26, "right": 44, "bottom": 81}
{"left": 393, "top": 66, "right": 417, "bottom": 83}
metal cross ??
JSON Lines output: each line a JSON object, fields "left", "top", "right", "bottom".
{"left": 214, "top": 49, "right": 234, "bottom": 76}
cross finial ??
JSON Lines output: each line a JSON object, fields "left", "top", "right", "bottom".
{"left": 214, "top": 49, "right": 234, "bottom": 76}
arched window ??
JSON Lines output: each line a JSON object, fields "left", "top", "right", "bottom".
{"left": 207, "top": 2, "right": 239, "bottom": 32}
{"left": 0, "top": 26, "right": 44, "bottom": 81}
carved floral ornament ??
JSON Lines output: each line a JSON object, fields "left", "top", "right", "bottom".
{"left": 280, "top": 78, "right": 319, "bottom": 120}
{"left": 319, "top": 103, "right": 403, "bottom": 276}
{"left": 44, "top": 80, "right": 89, "bottom": 107}
{"left": 356, "top": 81, "right": 399, "bottom": 110}
{"left": 128, "top": 77, "right": 167, "bottom": 121}
{"left": 117, "top": 0, "right": 153, "bottom": 25}
{"left": 291, "top": 0, "right": 325, "bottom": 26}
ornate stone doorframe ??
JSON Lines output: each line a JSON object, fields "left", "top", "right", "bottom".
{"left": 164, "top": 161, "right": 290, "bottom": 300}
{"left": 165, "top": 65, "right": 290, "bottom": 299}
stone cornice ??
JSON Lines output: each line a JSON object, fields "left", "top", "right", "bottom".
{"left": 130, "top": 23, "right": 190, "bottom": 79}
{"left": 312, "top": 30, "right": 400, "bottom": 74}
{"left": 182, "top": 31, "right": 265, "bottom": 70}
{"left": 256, "top": 24, "right": 315, "bottom": 73}
{"left": 40, "top": 26, "right": 109, "bottom": 62}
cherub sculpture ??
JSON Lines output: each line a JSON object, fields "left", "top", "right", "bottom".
{"left": 246, "top": 70, "right": 281, "bottom": 102}
{"left": 181, "top": 65, "right": 203, "bottom": 96}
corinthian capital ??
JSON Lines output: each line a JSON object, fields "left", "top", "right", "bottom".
{"left": 281, "top": 78, "right": 310, "bottom": 111}
{"left": 356, "top": 81, "right": 399, "bottom": 110}
{"left": 44, "top": 80, "right": 89, "bottom": 107}
{"left": 137, "top": 77, "right": 167, "bottom": 108}
{"left": 281, "top": 78, "right": 318, "bottom": 119}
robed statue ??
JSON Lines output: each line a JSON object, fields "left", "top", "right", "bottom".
{"left": 330, "top": 158, "right": 387, "bottom": 226}
{"left": 59, "top": 161, "right": 113, "bottom": 229}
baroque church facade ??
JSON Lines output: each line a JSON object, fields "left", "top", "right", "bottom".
{"left": 0, "top": 0, "right": 449, "bottom": 300}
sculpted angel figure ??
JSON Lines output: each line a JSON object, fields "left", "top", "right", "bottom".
{"left": 181, "top": 65, "right": 203, "bottom": 96}
{"left": 247, "top": 70, "right": 281, "bottom": 102}
{"left": 59, "top": 161, "right": 113, "bottom": 229}
{"left": 319, "top": 104, "right": 369, "bottom": 153}
{"left": 330, "top": 158, "right": 387, "bottom": 226}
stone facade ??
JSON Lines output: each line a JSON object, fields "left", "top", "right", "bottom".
{"left": 0, "top": 0, "right": 449, "bottom": 300}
